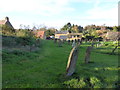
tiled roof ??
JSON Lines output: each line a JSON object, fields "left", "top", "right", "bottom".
{"left": 35, "top": 30, "right": 45, "bottom": 37}
{"left": 37, "top": 31, "right": 45, "bottom": 35}
{"left": 0, "top": 20, "right": 6, "bottom": 24}
{"left": 106, "top": 32, "right": 120, "bottom": 39}
{"left": 55, "top": 31, "right": 68, "bottom": 34}
{"left": 106, "top": 32, "right": 120, "bottom": 36}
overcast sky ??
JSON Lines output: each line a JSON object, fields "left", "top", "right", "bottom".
{"left": 0, "top": 0, "right": 119, "bottom": 29}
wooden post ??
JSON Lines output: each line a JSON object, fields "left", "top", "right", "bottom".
{"left": 72, "top": 41, "right": 76, "bottom": 48}
{"left": 58, "top": 39, "right": 62, "bottom": 47}
{"left": 91, "top": 42, "right": 95, "bottom": 47}
{"left": 66, "top": 45, "right": 79, "bottom": 76}
{"left": 80, "top": 39, "right": 83, "bottom": 44}
{"left": 85, "top": 46, "right": 93, "bottom": 64}
{"left": 62, "top": 39, "right": 65, "bottom": 44}
{"left": 78, "top": 39, "right": 81, "bottom": 44}
{"left": 68, "top": 40, "right": 70, "bottom": 45}
{"left": 54, "top": 38, "right": 57, "bottom": 43}
{"left": 36, "top": 38, "right": 40, "bottom": 46}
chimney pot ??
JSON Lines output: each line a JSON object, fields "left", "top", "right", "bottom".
{"left": 5, "top": 16, "right": 9, "bottom": 21}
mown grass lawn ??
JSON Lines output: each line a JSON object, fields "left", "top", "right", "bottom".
{"left": 2, "top": 40, "right": 119, "bottom": 88}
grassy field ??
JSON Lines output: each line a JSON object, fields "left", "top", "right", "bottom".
{"left": 2, "top": 40, "right": 119, "bottom": 88}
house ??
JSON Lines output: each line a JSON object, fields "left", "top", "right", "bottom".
{"left": 99, "top": 33, "right": 107, "bottom": 39}
{"left": 33, "top": 30, "right": 46, "bottom": 39}
{"left": 105, "top": 32, "right": 120, "bottom": 41}
{"left": 0, "top": 17, "right": 14, "bottom": 29}
{"left": 55, "top": 31, "right": 68, "bottom": 39}
{"left": 55, "top": 30, "right": 82, "bottom": 41}
{"left": 96, "top": 30, "right": 108, "bottom": 36}
{"left": 67, "top": 33, "right": 82, "bottom": 41}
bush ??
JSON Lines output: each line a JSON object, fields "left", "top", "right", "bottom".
{"left": 15, "top": 30, "right": 27, "bottom": 37}
{"left": 2, "top": 35, "right": 16, "bottom": 46}
{"left": 15, "top": 37, "right": 35, "bottom": 46}
{"left": 10, "top": 50, "right": 26, "bottom": 55}
{"left": 64, "top": 78, "right": 86, "bottom": 88}
{"left": 1, "top": 25, "right": 15, "bottom": 36}
{"left": 105, "top": 44, "right": 108, "bottom": 46}
{"left": 90, "top": 77, "right": 102, "bottom": 88}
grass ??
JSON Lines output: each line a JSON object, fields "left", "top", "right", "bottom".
{"left": 2, "top": 40, "right": 119, "bottom": 88}
{"left": 94, "top": 41, "right": 119, "bottom": 55}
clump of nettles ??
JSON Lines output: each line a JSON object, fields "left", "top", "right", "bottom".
{"left": 63, "top": 77, "right": 102, "bottom": 88}
{"left": 90, "top": 77, "right": 102, "bottom": 88}
{"left": 63, "top": 78, "right": 86, "bottom": 88}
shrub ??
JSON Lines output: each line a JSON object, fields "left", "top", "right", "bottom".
{"left": 10, "top": 50, "right": 25, "bottom": 55}
{"left": 2, "top": 35, "right": 16, "bottom": 46}
{"left": 90, "top": 77, "right": 102, "bottom": 88}
{"left": 15, "top": 30, "right": 27, "bottom": 37}
{"left": 15, "top": 37, "right": 35, "bottom": 46}
{"left": 64, "top": 78, "right": 86, "bottom": 88}
{"left": 1, "top": 25, "right": 15, "bottom": 36}
{"left": 105, "top": 44, "right": 108, "bottom": 46}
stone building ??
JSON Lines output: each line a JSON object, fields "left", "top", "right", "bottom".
{"left": 55, "top": 31, "right": 68, "bottom": 39}
{"left": 55, "top": 30, "right": 82, "bottom": 41}
{"left": 0, "top": 17, "right": 14, "bottom": 29}
{"left": 67, "top": 33, "right": 82, "bottom": 41}
{"left": 33, "top": 30, "right": 46, "bottom": 39}
{"left": 105, "top": 32, "right": 120, "bottom": 41}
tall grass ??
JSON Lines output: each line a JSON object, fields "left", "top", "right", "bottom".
{"left": 2, "top": 40, "right": 119, "bottom": 88}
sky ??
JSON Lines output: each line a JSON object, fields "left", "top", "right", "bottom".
{"left": 0, "top": 0, "right": 119, "bottom": 29}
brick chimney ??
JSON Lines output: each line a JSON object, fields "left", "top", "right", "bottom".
{"left": 5, "top": 16, "right": 9, "bottom": 21}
